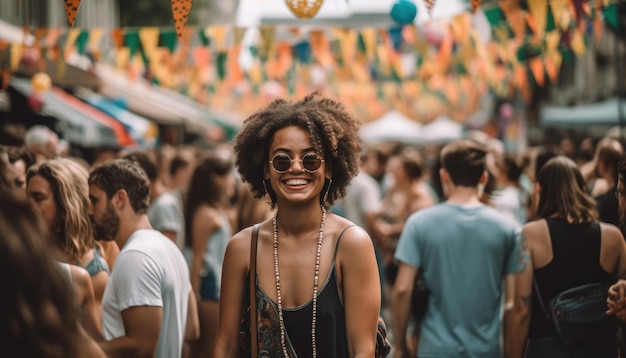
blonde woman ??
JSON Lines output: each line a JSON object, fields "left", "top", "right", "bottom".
{"left": 26, "top": 158, "right": 109, "bottom": 338}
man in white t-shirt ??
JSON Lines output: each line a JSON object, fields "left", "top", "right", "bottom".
{"left": 88, "top": 159, "right": 199, "bottom": 358}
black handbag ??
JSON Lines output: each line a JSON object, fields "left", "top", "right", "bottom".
{"left": 534, "top": 280, "right": 618, "bottom": 347}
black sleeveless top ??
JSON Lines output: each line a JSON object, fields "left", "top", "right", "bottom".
{"left": 529, "top": 218, "right": 614, "bottom": 338}
{"left": 252, "top": 226, "right": 351, "bottom": 357}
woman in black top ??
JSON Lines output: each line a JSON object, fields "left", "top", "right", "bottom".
{"left": 507, "top": 156, "right": 626, "bottom": 357}
{"left": 213, "top": 93, "right": 381, "bottom": 357}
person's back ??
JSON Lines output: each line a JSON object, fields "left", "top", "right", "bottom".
{"left": 396, "top": 202, "right": 520, "bottom": 357}
{"left": 102, "top": 229, "right": 190, "bottom": 358}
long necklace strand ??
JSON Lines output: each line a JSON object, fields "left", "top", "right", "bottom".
{"left": 273, "top": 208, "right": 326, "bottom": 358}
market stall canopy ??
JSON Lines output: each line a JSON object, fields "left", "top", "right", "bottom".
{"left": 420, "top": 115, "right": 464, "bottom": 144}
{"left": 96, "top": 65, "right": 242, "bottom": 139}
{"left": 10, "top": 77, "right": 133, "bottom": 148}
{"left": 75, "top": 87, "right": 158, "bottom": 148}
{"left": 540, "top": 97, "right": 626, "bottom": 127}
{"left": 359, "top": 110, "right": 423, "bottom": 144}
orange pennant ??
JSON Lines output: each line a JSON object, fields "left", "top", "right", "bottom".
{"left": 171, "top": 0, "right": 193, "bottom": 38}
{"left": 64, "top": 0, "right": 82, "bottom": 28}
{"left": 529, "top": 58, "right": 544, "bottom": 86}
{"left": 112, "top": 28, "right": 125, "bottom": 49}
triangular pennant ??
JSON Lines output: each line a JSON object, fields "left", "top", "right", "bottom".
{"left": 75, "top": 30, "right": 89, "bottom": 55}
{"left": 10, "top": 44, "right": 24, "bottom": 72}
{"left": 529, "top": 57, "right": 545, "bottom": 86}
{"left": 160, "top": 31, "right": 178, "bottom": 53}
{"left": 64, "top": 0, "right": 82, "bottom": 28}
{"left": 192, "top": 47, "right": 211, "bottom": 69}
{"left": 401, "top": 25, "right": 418, "bottom": 45}
{"left": 544, "top": 53, "right": 562, "bottom": 83}
{"left": 139, "top": 27, "right": 160, "bottom": 63}
{"left": 258, "top": 26, "right": 276, "bottom": 61}
{"left": 171, "top": 0, "right": 193, "bottom": 38}
{"left": 550, "top": 0, "right": 569, "bottom": 28}
{"left": 112, "top": 28, "right": 125, "bottom": 49}
{"left": 527, "top": 0, "right": 547, "bottom": 38}
{"left": 209, "top": 26, "right": 229, "bottom": 51}
{"left": 233, "top": 27, "right": 246, "bottom": 46}
{"left": 65, "top": 28, "right": 81, "bottom": 50}
{"left": 199, "top": 27, "right": 211, "bottom": 46}
{"left": 88, "top": 28, "right": 105, "bottom": 51}
{"left": 124, "top": 32, "right": 140, "bottom": 59}
{"left": 570, "top": 28, "right": 586, "bottom": 55}
{"left": 359, "top": 28, "right": 378, "bottom": 61}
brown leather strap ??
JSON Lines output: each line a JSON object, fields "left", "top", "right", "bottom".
{"left": 250, "top": 224, "right": 260, "bottom": 358}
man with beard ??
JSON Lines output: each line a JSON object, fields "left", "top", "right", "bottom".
{"left": 88, "top": 159, "right": 199, "bottom": 358}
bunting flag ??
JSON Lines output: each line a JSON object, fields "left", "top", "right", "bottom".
{"left": 258, "top": 26, "right": 276, "bottom": 61}
{"left": 544, "top": 52, "right": 562, "bottom": 82}
{"left": 570, "top": 28, "right": 586, "bottom": 55}
{"left": 171, "top": 0, "right": 193, "bottom": 38}
{"left": 64, "top": 0, "right": 82, "bottom": 28}
{"left": 527, "top": 0, "right": 547, "bottom": 38}
{"left": 529, "top": 57, "right": 545, "bottom": 86}
{"left": 359, "top": 28, "right": 378, "bottom": 61}
{"left": 112, "top": 28, "right": 125, "bottom": 49}
{"left": 139, "top": 27, "right": 160, "bottom": 65}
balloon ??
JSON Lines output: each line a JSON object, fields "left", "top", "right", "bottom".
{"left": 423, "top": 21, "right": 445, "bottom": 46}
{"left": 20, "top": 48, "right": 40, "bottom": 71}
{"left": 27, "top": 92, "right": 44, "bottom": 112}
{"left": 390, "top": 0, "right": 417, "bottom": 25}
{"left": 30, "top": 72, "right": 52, "bottom": 93}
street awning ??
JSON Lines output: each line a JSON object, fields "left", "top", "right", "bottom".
{"left": 10, "top": 77, "right": 133, "bottom": 148}
{"left": 75, "top": 87, "right": 158, "bottom": 148}
{"left": 96, "top": 65, "right": 242, "bottom": 139}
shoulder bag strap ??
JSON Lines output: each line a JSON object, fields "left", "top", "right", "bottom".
{"left": 533, "top": 278, "right": 551, "bottom": 320}
{"left": 250, "top": 224, "right": 260, "bottom": 358}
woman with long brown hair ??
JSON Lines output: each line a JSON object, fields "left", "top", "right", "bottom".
{"left": 26, "top": 158, "right": 109, "bottom": 337}
{"left": 507, "top": 156, "right": 626, "bottom": 357}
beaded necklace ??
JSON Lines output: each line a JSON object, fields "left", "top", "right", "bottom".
{"left": 272, "top": 208, "right": 326, "bottom": 357}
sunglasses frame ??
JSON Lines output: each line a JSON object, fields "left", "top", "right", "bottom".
{"left": 269, "top": 152, "right": 325, "bottom": 174}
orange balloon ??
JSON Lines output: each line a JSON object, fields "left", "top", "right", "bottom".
{"left": 31, "top": 72, "right": 52, "bottom": 92}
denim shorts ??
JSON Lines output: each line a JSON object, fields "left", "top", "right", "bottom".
{"left": 200, "top": 270, "right": 220, "bottom": 301}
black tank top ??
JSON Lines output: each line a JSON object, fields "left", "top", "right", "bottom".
{"left": 253, "top": 226, "right": 351, "bottom": 357}
{"left": 529, "top": 218, "right": 613, "bottom": 338}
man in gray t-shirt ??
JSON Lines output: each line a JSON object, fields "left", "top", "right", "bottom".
{"left": 392, "top": 140, "right": 527, "bottom": 358}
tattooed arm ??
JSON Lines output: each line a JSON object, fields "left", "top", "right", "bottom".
{"left": 504, "top": 233, "right": 533, "bottom": 358}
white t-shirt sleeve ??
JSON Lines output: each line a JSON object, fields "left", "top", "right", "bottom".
{"left": 114, "top": 250, "right": 164, "bottom": 311}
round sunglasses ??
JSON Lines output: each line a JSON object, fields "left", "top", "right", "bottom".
{"left": 269, "top": 153, "right": 324, "bottom": 173}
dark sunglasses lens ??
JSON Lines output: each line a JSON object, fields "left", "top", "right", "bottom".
{"left": 272, "top": 155, "right": 291, "bottom": 172}
{"left": 303, "top": 153, "right": 322, "bottom": 171}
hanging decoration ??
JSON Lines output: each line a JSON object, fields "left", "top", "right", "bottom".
{"left": 171, "top": 0, "right": 193, "bottom": 38}
{"left": 390, "top": 0, "right": 418, "bottom": 25}
{"left": 64, "top": 0, "right": 82, "bottom": 28}
{"left": 285, "top": 0, "right": 324, "bottom": 19}
{"left": 423, "top": 0, "right": 436, "bottom": 17}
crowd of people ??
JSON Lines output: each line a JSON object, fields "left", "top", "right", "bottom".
{"left": 2, "top": 94, "right": 626, "bottom": 357}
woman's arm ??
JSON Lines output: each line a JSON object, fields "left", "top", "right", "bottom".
{"left": 70, "top": 265, "right": 104, "bottom": 341}
{"left": 338, "top": 226, "right": 381, "bottom": 358}
{"left": 190, "top": 206, "right": 218, "bottom": 296}
{"left": 213, "top": 229, "right": 252, "bottom": 357}
{"left": 504, "top": 228, "right": 533, "bottom": 358}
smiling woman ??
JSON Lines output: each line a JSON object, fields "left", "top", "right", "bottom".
{"left": 213, "top": 93, "right": 382, "bottom": 358}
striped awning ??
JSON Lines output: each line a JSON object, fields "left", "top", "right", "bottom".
{"left": 10, "top": 77, "right": 134, "bottom": 148}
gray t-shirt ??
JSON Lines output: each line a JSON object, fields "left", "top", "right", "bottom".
{"left": 395, "top": 202, "right": 526, "bottom": 358}
{"left": 148, "top": 191, "right": 184, "bottom": 249}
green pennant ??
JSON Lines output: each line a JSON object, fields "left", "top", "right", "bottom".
{"left": 124, "top": 31, "right": 140, "bottom": 58}
{"left": 357, "top": 33, "right": 366, "bottom": 54}
{"left": 199, "top": 28, "right": 211, "bottom": 46}
{"left": 484, "top": 5, "right": 505, "bottom": 27}
{"left": 603, "top": 4, "right": 618, "bottom": 30}
{"left": 249, "top": 46, "right": 258, "bottom": 58}
{"left": 160, "top": 31, "right": 178, "bottom": 53}
{"left": 216, "top": 51, "right": 227, "bottom": 80}
{"left": 546, "top": 7, "right": 556, "bottom": 32}
{"left": 75, "top": 30, "right": 89, "bottom": 55}
{"left": 562, "top": 48, "right": 574, "bottom": 64}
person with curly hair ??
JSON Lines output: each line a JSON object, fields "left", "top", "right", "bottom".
{"left": 213, "top": 93, "right": 381, "bottom": 357}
